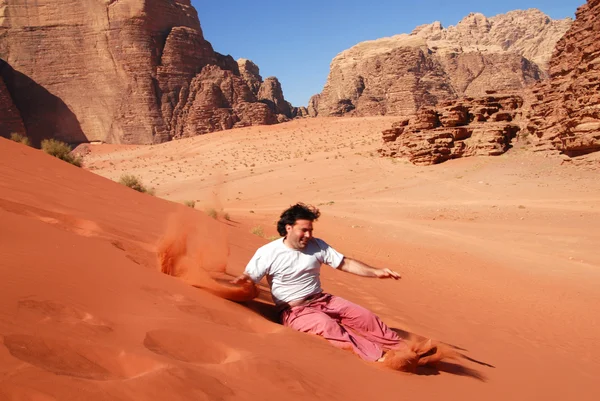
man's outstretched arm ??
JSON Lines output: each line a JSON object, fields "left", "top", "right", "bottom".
{"left": 338, "top": 258, "right": 401, "bottom": 279}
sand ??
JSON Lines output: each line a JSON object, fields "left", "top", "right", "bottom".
{"left": 1, "top": 117, "right": 599, "bottom": 400}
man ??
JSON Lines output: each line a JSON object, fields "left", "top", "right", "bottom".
{"left": 233, "top": 203, "right": 438, "bottom": 369}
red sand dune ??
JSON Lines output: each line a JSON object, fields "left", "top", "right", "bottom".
{"left": 1, "top": 119, "right": 600, "bottom": 401}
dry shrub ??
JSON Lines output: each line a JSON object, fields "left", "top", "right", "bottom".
{"left": 41, "top": 139, "right": 82, "bottom": 167}
{"left": 9, "top": 132, "right": 31, "bottom": 146}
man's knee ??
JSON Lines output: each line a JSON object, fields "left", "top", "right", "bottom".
{"left": 289, "top": 312, "right": 343, "bottom": 335}
{"left": 333, "top": 296, "right": 378, "bottom": 320}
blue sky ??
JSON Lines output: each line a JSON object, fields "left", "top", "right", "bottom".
{"left": 192, "top": 0, "right": 584, "bottom": 107}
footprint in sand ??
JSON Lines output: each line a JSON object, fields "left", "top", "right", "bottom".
{"left": 2, "top": 334, "right": 162, "bottom": 381}
{"left": 176, "top": 303, "right": 237, "bottom": 326}
{"left": 144, "top": 329, "right": 241, "bottom": 364}
{"left": 147, "top": 366, "right": 235, "bottom": 400}
{"left": 142, "top": 286, "right": 281, "bottom": 334}
{"left": 142, "top": 287, "right": 239, "bottom": 327}
{"left": 110, "top": 240, "right": 145, "bottom": 266}
{"left": 0, "top": 385, "right": 59, "bottom": 401}
{"left": 228, "top": 357, "right": 323, "bottom": 396}
{"left": 141, "top": 286, "right": 194, "bottom": 304}
{"left": 18, "top": 299, "right": 113, "bottom": 335}
{"left": 33, "top": 212, "right": 100, "bottom": 238}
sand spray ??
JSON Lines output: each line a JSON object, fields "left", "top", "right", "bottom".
{"left": 157, "top": 210, "right": 258, "bottom": 302}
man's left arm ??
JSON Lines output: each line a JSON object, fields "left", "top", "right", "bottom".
{"left": 337, "top": 257, "right": 401, "bottom": 279}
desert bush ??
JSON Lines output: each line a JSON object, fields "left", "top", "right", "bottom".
{"left": 183, "top": 200, "right": 196, "bottom": 208}
{"left": 205, "top": 208, "right": 217, "bottom": 219}
{"left": 224, "top": 212, "right": 231, "bottom": 221}
{"left": 41, "top": 139, "right": 82, "bottom": 167}
{"left": 9, "top": 132, "right": 31, "bottom": 146}
{"left": 250, "top": 226, "right": 264, "bottom": 237}
{"left": 119, "top": 174, "right": 151, "bottom": 194}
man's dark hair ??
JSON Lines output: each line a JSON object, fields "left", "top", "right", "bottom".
{"left": 277, "top": 203, "right": 321, "bottom": 236}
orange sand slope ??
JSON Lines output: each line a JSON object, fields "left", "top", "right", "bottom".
{"left": 2, "top": 124, "right": 600, "bottom": 401}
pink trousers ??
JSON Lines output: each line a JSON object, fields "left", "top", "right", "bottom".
{"left": 281, "top": 293, "right": 404, "bottom": 361}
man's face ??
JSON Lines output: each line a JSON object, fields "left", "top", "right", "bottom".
{"left": 286, "top": 219, "right": 314, "bottom": 249}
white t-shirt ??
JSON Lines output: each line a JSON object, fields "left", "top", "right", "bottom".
{"left": 244, "top": 237, "right": 345, "bottom": 306}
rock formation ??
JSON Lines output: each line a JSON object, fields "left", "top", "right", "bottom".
{"left": 526, "top": 0, "right": 600, "bottom": 156}
{"left": 169, "top": 65, "right": 277, "bottom": 137}
{"left": 378, "top": 93, "right": 523, "bottom": 165}
{"left": 0, "top": 0, "right": 295, "bottom": 145}
{"left": 237, "top": 58, "right": 308, "bottom": 120}
{"left": 257, "top": 77, "right": 293, "bottom": 120}
{"left": 0, "top": 63, "right": 26, "bottom": 139}
{"left": 308, "top": 94, "right": 320, "bottom": 117}
{"left": 238, "top": 59, "right": 263, "bottom": 95}
{"left": 380, "top": 0, "right": 600, "bottom": 164}
{"left": 313, "top": 9, "right": 571, "bottom": 117}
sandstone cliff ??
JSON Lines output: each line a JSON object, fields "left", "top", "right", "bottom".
{"left": 0, "top": 62, "right": 25, "bottom": 138}
{"left": 0, "top": 0, "right": 293, "bottom": 145}
{"left": 314, "top": 9, "right": 571, "bottom": 117}
{"left": 526, "top": 0, "right": 600, "bottom": 156}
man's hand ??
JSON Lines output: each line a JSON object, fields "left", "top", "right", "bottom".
{"left": 231, "top": 274, "right": 253, "bottom": 285}
{"left": 339, "top": 258, "right": 401, "bottom": 279}
{"left": 374, "top": 268, "right": 401, "bottom": 280}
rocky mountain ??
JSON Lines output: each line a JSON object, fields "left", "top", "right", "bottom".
{"left": 526, "top": 0, "right": 600, "bottom": 156}
{"left": 0, "top": 0, "right": 295, "bottom": 145}
{"left": 379, "top": 0, "right": 600, "bottom": 165}
{"left": 312, "top": 9, "right": 571, "bottom": 117}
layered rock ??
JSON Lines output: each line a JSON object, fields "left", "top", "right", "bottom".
{"left": 314, "top": 9, "right": 571, "bottom": 117}
{"left": 308, "top": 94, "right": 320, "bottom": 117}
{"left": 236, "top": 58, "right": 304, "bottom": 120}
{"left": 0, "top": 0, "right": 292, "bottom": 145}
{"left": 257, "top": 77, "right": 293, "bottom": 120}
{"left": 291, "top": 106, "right": 309, "bottom": 118}
{"left": 526, "top": 0, "right": 600, "bottom": 156}
{"left": 379, "top": 94, "right": 523, "bottom": 165}
{"left": 0, "top": 63, "right": 26, "bottom": 138}
{"left": 169, "top": 65, "right": 277, "bottom": 137}
{"left": 238, "top": 59, "right": 263, "bottom": 95}
{"left": 413, "top": 10, "right": 572, "bottom": 70}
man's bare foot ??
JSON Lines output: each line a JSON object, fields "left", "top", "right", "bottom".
{"left": 418, "top": 343, "right": 459, "bottom": 366}
{"left": 379, "top": 348, "right": 419, "bottom": 372}
{"left": 378, "top": 338, "right": 456, "bottom": 372}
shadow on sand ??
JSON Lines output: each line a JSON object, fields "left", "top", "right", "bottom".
{"left": 391, "top": 327, "right": 492, "bottom": 381}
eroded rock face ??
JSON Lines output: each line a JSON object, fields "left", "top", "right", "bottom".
{"left": 291, "top": 106, "right": 309, "bottom": 118}
{"left": 308, "top": 94, "right": 320, "bottom": 117}
{"left": 0, "top": 62, "right": 26, "bottom": 139}
{"left": 169, "top": 65, "right": 277, "bottom": 138}
{"left": 413, "top": 10, "right": 572, "bottom": 70}
{"left": 238, "top": 58, "right": 262, "bottom": 96}
{"left": 0, "top": 0, "right": 292, "bottom": 144}
{"left": 237, "top": 59, "right": 296, "bottom": 120}
{"left": 314, "top": 9, "right": 571, "bottom": 117}
{"left": 257, "top": 77, "right": 293, "bottom": 119}
{"left": 379, "top": 94, "right": 523, "bottom": 165}
{"left": 526, "top": 0, "right": 600, "bottom": 156}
